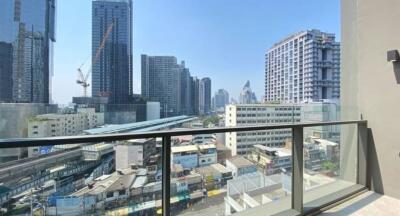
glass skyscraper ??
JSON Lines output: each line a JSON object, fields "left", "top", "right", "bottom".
{"left": 92, "top": 0, "right": 133, "bottom": 104}
{"left": 0, "top": 0, "right": 56, "bottom": 103}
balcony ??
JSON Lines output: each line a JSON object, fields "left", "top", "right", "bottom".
{"left": 0, "top": 120, "right": 370, "bottom": 215}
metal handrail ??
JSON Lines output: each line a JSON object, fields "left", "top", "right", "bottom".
{"left": 0, "top": 120, "right": 366, "bottom": 148}
{"left": 0, "top": 119, "right": 368, "bottom": 216}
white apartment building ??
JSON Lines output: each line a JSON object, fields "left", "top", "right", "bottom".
{"left": 225, "top": 104, "right": 301, "bottom": 155}
{"left": 225, "top": 102, "right": 339, "bottom": 156}
{"left": 265, "top": 29, "right": 340, "bottom": 103}
{"left": 28, "top": 108, "right": 104, "bottom": 138}
{"left": 28, "top": 108, "right": 104, "bottom": 156}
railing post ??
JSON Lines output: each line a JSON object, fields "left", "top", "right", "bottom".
{"left": 357, "top": 122, "right": 368, "bottom": 187}
{"left": 292, "top": 126, "right": 303, "bottom": 213}
{"left": 162, "top": 136, "right": 171, "bottom": 216}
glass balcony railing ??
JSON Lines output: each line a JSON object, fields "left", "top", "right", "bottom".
{"left": 0, "top": 120, "right": 367, "bottom": 216}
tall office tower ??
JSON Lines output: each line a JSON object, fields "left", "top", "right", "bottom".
{"left": 265, "top": 29, "right": 340, "bottom": 103}
{"left": 92, "top": 0, "right": 133, "bottom": 104}
{"left": 213, "top": 89, "right": 229, "bottom": 110}
{"left": 199, "top": 77, "right": 212, "bottom": 115}
{"left": 179, "top": 62, "right": 192, "bottom": 115}
{"left": 0, "top": 42, "right": 13, "bottom": 102}
{"left": 239, "top": 80, "right": 257, "bottom": 104}
{"left": 141, "top": 55, "right": 183, "bottom": 117}
{"left": 0, "top": 0, "right": 56, "bottom": 103}
{"left": 190, "top": 76, "right": 200, "bottom": 115}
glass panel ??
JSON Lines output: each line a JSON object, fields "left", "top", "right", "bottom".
{"left": 0, "top": 138, "right": 162, "bottom": 215}
{"left": 303, "top": 124, "right": 358, "bottom": 210}
{"left": 170, "top": 128, "right": 292, "bottom": 215}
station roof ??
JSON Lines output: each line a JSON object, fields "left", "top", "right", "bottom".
{"left": 84, "top": 115, "right": 197, "bottom": 135}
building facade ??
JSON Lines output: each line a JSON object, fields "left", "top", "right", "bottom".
{"left": 225, "top": 104, "right": 301, "bottom": 155}
{"left": 141, "top": 55, "right": 182, "bottom": 117}
{"left": 171, "top": 144, "right": 217, "bottom": 169}
{"left": 141, "top": 55, "right": 208, "bottom": 117}
{"left": 265, "top": 29, "right": 340, "bottom": 103}
{"left": 248, "top": 145, "right": 292, "bottom": 175}
{"left": 190, "top": 76, "right": 200, "bottom": 115}
{"left": 0, "top": 42, "right": 13, "bottom": 102}
{"left": 28, "top": 108, "right": 104, "bottom": 138}
{"left": 92, "top": 0, "right": 133, "bottom": 104}
{"left": 0, "top": 0, "right": 56, "bottom": 103}
{"left": 179, "top": 64, "right": 192, "bottom": 115}
{"left": 199, "top": 77, "right": 211, "bottom": 115}
{"left": 115, "top": 138, "right": 157, "bottom": 169}
{"left": 225, "top": 102, "right": 339, "bottom": 156}
{"left": 226, "top": 156, "right": 257, "bottom": 178}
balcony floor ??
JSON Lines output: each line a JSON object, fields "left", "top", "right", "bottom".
{"left": 320, "top": 191, "right": 400, "bottom": 216}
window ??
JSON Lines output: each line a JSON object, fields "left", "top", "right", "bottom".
{"left": 119, "top": 190, "right": 126, "bottom": 196}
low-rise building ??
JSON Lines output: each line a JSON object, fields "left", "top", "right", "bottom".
{"left": 196, "top": 163, "right": 232, "bottom": 190}
{"left": 171, "top": 144, "right": 217, "bottom": 169}
{"left": 28, "top": 108, "right": 104, "bottom": 138}
{"left": 115, "top": 138, "right": 157, "bottom": 170}
{"left": 304, "top": 143, "right": 327, "bottom": 171}
{"left": 216, "top": 143, "right": 232, "bottom": 165}
{"left": 72, "top": 172, "right": 136, "bottom": 209}
{"left": 27, "top": 108, "right": 104, "bottom": 157}
{"left": 226, "top": 156, "right": 257, "bottom": 178}
{"left": 198, "top": 144, "right": 217, "bottom": 166}
{"left": 248, "top": 145, "right": 292, "bottom": 175}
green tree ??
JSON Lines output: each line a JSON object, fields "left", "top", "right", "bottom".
{"left": 323, "top": 161, "right": 337, "bottom": 171}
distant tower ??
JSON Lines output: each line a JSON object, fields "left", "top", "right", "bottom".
{"left": 199, "top": 78, "right": 212, "bottom": 115}
{"left": 92, "top": 0, "right": 133, "bottom": 104}
{"left": 239, "top": 81, "right": 257, "bottom": 104}
{"left": 213, "top": 89, "right": 229, "bottom": 110}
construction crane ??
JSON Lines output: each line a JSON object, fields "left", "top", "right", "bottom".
{"left": 76, "top": 22, "right": 114, "bottom": 97}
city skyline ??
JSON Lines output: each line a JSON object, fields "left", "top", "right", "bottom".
{"left": 52, "top": 0, "right": 340, "bottom": 104}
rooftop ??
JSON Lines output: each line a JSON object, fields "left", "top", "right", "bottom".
{"left": 227, "top": 156, "right": 254, "bottom": 168}
{"left": 254, "top": 144, "right": 292, "bottom": 157}
{"left": 171, "top": 145, "right": 198, "bottom": 153}
{"left": 106, "top": 174, "right": 136, "bottom": 192}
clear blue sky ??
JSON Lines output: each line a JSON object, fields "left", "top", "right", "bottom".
{"left": 53, "top": 0, "right": 340, "bottom": 104}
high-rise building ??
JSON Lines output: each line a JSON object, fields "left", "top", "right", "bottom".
{"left": 179, "top": 63, "right": 192, "bottom": 115}
{"left": 141, "top": 55, "right": 182, "bottom": 117}
{"left": 0, "top": 42, "right": 13, "bottom": 102}
{"left": 190, "top": 76, "right": 200, "bottom": 115}
{"left": 141, "top": 55, "right": 209, "bottom": 117}
{"left": 199, "top": 77, "right": 212, "bottom": 115}
{"left": 265, "top": 29, "right": 340, "bottom": 103}
{"left": 0, "top": 0, "right": 56, "bottom": 103}
{"left": 239, "top": 81, "right": 257, "bottom": 104}
{"left": 92, "top": 0, "right": 133, "bottom": 104}
{"left": 213, "top": 89, "right": 229, "bottom": 110}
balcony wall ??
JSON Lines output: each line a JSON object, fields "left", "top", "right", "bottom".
{"left": 341, "top": 0, "right": 400, "bottom": 198}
